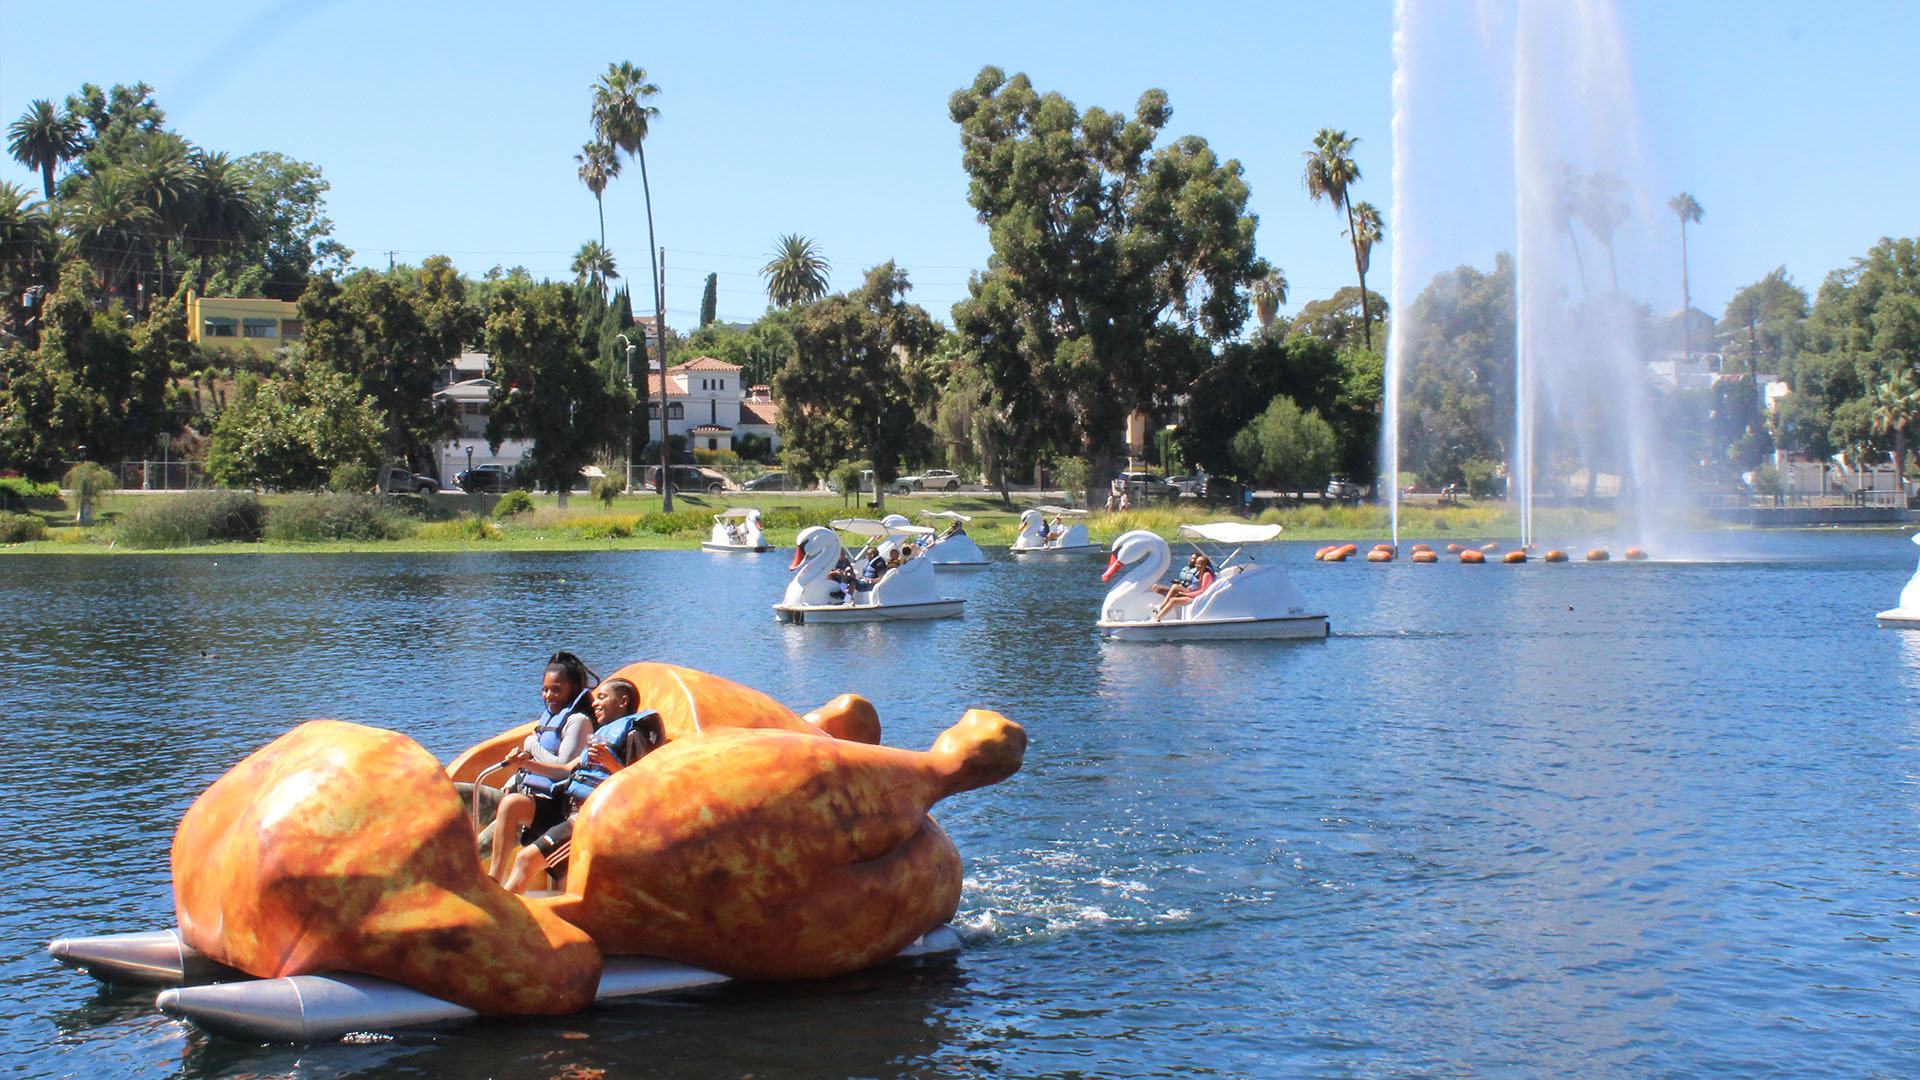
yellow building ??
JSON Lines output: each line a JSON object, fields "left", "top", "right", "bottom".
{"left": 186, "top": 294, "right": 303, "bottom": 355}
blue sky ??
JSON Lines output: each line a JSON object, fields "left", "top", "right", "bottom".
{"left": 2, "top": 0, "right": 1915, "bottom": 334}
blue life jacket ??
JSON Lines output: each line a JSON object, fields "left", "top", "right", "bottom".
{"left": 560, "top": 709, "right": 664, "bottom": 802}
{"left": 518, "top": 688, "right": 592, "bottom": 796}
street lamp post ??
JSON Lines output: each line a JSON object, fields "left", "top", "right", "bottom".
{"left": 616, "top": 333, "right": 639, "bottom": 492}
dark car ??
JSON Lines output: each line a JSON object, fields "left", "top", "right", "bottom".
{"left": 455, "top": 464, "right": 518, "bottom": 493}
{"left": 643, "top": 464, "right": 732, "bottom": 494}
{"left": 742, "top": 471, "right": 788, "bottom": 491}
{"left": 382, "top": 466, "right": 439, "bottom": 494}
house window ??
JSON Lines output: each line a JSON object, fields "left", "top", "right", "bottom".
{"left": 717, "top": 379, "right": 724, "bottom": 391}
{"left": 647, "top": 404, "right": 660, "bottom": 419}
{"left": 463, "top": 402, "right": 485, "bottom": 417}
{"left": 708, "top": 438, "right": 719, "bottom": 450}
{"left": 203, "top": 317, "right": 238, "bottom": 338}
{"left": 281, "top": 318, "right": 303, "bottom": 340}
{"left": 667, "top": 403, "right": 685, "bottom": 420}
{"left": 242, "top": 318, "right": 277, "bottom": 339}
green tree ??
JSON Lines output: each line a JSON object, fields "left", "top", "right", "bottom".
{"left": 699, "top": 271, "right": 717, "bottom": 328}
{"left": 61, "top": 460, "right": 115, "bottom": 524}
{"left": 122, "top": 131, "right": 197, "bottom": 304}
{"left": 949, "top": 67, "right": 1261, "bottom": 502}
{"left": 228, "top": 152, "right": 349, "bottom": 300}
{"left": 1290, "top": 286, "right": 1388, "bottom": 351}
{"left": 7, "top": 99, "right": 84, "bottom": 200}
{"left": 483, "top": 279, "right": 620, "bottom": 508}
{"left": 0, "top": 181, "right": 51, "bottom": 329}
{"left": 761, "top": 234, "right": 831, "bottom": 307}
{"left": 575, "top": 140, "right": 620, "bottom": 248}
{"left": 1182, "top": 333, "right": 1343, "bottom": 477}
{"left": 773, "top": 263, "right": 938, "bottom": 502}
{"left": 1669, "top": 192, "right": 1704, "bottom": 353}
{"left": 1872, "top": 369, "right": 1920, "bottom": 487}
{"left": 205, "top": 361, "right": 386, "bottom": 490}
{"left": 1720, "top": 267, "right": 1807, "bottom": 375}
{"left": 1395, "top": 255, "right": 1515, "bottom": 487}
{"left": 62, "top": 82, "right": 166, "bottom": 179}
{"left": 1784, "top": 238, "right": 1920, "bottom": 464}
{"left": 1231, "top": 394, "right": 1338, "bottom": 494}
{"left": 1303, "top": 127, "right": 1374, "bottom": 348}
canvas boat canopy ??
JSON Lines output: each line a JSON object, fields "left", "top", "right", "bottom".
{"left": 713, "top": 508, "right": 757, "bottom": 520}
{"left": 832, "top": 518, "right": 937, "bottom": 538}
{"left": 1177, "top": 522, "right": 1283, "bottom": 544}
{"left": 919, "top": 510, "right": 972, "bottom": 522}
{"left": 1036, "top": 506, "right": 1088, "bottom": 516}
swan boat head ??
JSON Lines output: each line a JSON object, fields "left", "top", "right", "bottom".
{"left": 784, "top": 525, "right": 844, "bottom": 606}
{"left": 1100, "top": 529, "right": 1172, "bottom": 623}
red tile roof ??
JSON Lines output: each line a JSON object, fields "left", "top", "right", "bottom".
{"left": 740, "top": 399, "right": 779, "bottom": 425}
{"left": 672, "top": 355, "right": 740, "bottom": 372}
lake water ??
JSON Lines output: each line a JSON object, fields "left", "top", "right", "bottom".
{"left": 7, "top": 530, "right": 1920, "bottom": 1079}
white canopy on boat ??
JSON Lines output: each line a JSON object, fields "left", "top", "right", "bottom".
{"left": 712, "top": 508, "right": 757, "bottom": 520}
{"left": 831, "top": 518, "right": 937, "bottom": 538}
{"left": 1177, "top": 522, "right": 1283, "bottom": 544}
{"left": 1036, "top": 505, "right": 1088, "bottom": 516}
{"left": 919, "top": 510, "right": 972, "bottom": 522}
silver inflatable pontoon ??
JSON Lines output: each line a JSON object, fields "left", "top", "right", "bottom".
{"left": 51, "top": 925, "right": 962, "bottom": 1042}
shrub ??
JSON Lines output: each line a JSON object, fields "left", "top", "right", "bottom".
{"left": 494, "top": 490, "right": 534, "bottom": 517}
{"left": 416, "top": 515, "right": 502, "bottom": 541}
{"left": 575, "top": 517, "right": 635, "bottom": 540}
{"left": 693, "top": 448, "right": 741, "bottom": 467}
{"left": 62, "top": 461, "right": 116, "bottom": 524}
{"left": 328, "top": 462, "right": 374, "bottom": 493}
{"left": 0, "top": 513, "right": 47, "bottom": 543}
{"left": 0, "top": 477, "right": 58, "bottom": 500}
{"left": 264, "top": 493, "right": 413, "bottom": 542}
{"left": 117, "top": 490, "right": 266, "bottom": 548}
{"left": 590, "top": 475, "right": 621, "bottom": 508}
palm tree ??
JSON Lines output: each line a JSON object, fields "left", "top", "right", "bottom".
{"left": 572, "top": 240, "right": 619, "bottom": 299}
{"left": 1346, "top": 201, "right": 1384, "bottom": 343}
{"left": 1555, "top": 162, "right": 1591, "bottom": 301}
{"left": 1668, "top": 191, "right": 1704, "bottom": 357}
{"left": 1303, "top": 128, "right": 1372, "bottom": 348}
{"left": 575, "top": 140, "right": 621, "bottom": 248}
{"left": 61, "top": 170, "right": 155, "bottom": 301}
{"left": 761, "top": 234, "right": 831, "bottom": 307}
{"left": 1872, "top": 370, "right": 1920, "bottom": 500}
{"left": 188, "top": 151, "right": 261, "bottom": 262}
{"left": 7, "top": 99, "right": 83, "bottom": 200}
{"left": 590, "top": 61, "right": 667, "bottom": 506}
{"left": 0, "top": 180, "right": 50, "bottom": 276}
{"left": 1578, "top": 171, "right": 1628, "bottom": 294}
{"left": 123, "top": 133, "right": 196, "bottom": 306}
{"left": 1251, "top": 266, "right": 1289, "bottom": 330}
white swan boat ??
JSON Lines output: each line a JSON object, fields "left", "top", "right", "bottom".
{"left": 1097, "top": 523, "right": 1329, "bottom": 641}
{"left": 774, "top": 519, "right": 964, "bottom": 623}
{"left": 1011, "top": 506, "right": 1103, "bottom": 556}
{"left": 1878, "top": 532, "right": 1920, "bottom": 626}
{"left": 701, "top": 507, "right": 770, "bottom": 553}
{"left": 917, "top": 511, "right": 990, "bottom": 569}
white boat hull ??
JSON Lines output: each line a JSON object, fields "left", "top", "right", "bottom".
{"left": 55, "top": 926, "right": 959, "bottom": 1041}
{"left": 1877, "top": 607, "right": 1920, "bottom": 626}
{"left": 1010, "top": 544, "right": 1104, "bottom": 557}
{"left": 930, "top": 557, "right": 989, "bottom": 570}
{"left": 774, "top": 598, "right": 965, "bottom": 623}
{"left": 1098, "top": 613, "right": 1331, "bottom": 641}
{"left": 701, "top": 541, "right": 770, "bottom": 553}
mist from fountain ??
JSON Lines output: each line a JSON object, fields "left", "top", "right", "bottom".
{"left": 1385, "top": 0, "right": 1689, "bottom": 554}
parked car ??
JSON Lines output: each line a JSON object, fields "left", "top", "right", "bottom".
{"left": 742, "top": 471, "right": 789, "bottom": 491}
{"left": 1119, "top": 471, "right": 1178, "bottom": 500}
{"left": 826, "top": 469, "right": 876, "bottom": 495}
{"left": 892, "top": 469, "right": 963, "bottom": 493}
{"left": 455, "top": 465, "right": 518, "bottom": 493}
{"left": 1325, "top": 474, "right": 1364, "bottom": 502}
{"left": 643, "top": 464, "right": 732, "bottom": 494}
{"left": 1166, "top": 475, "right": 1203, "bottom": 497}
{"left": 381, "top": 466, "right": 438, "bottom": 494}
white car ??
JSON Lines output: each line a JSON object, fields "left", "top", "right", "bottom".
{"left": 892, "top": 469, "right": 962, "bottom": 493}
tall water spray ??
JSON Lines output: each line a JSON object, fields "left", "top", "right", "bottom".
{"left": 1384, "top": 0, "right": 1684, "bottom": 552}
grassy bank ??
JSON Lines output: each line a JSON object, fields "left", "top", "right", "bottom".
{"left": 0, "top": 487, "right": 1668, "bottom": 555}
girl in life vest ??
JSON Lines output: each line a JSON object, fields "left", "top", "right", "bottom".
{"left": 484, "top": 652, "right": 597, "bottom": 884}
{"left": 501, "top": 678, "right": 665, "bottom": 894}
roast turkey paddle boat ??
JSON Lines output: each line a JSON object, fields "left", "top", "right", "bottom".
{"left": 700, "top": 507, "right": 770, "bottom": 553}
{"left": 1010, "top": 506, "right": 1102, "bottom": 557}
{"left": 1097, "top": 522, "right": 1329, "bottom": 641}
{"left": 48, "top": 662, "right": 1025, "bottom": 1041}
{"left": 1878, "top": 532, "right": 1920, "bottom": 626}
{"left": 918, "top": 510, "right": 991, "bottom": 569}
{"left": 774, "top": 519, "right": 964, "bottom": 623}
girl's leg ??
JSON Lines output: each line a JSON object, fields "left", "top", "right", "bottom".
{"left": 501, "top": 844, "right": 548, "bottom": 894}
{"left": 488, "top": 793, "right": 536, "bottom": 882}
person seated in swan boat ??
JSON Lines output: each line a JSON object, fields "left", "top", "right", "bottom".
{"left": 1152, "top": 554, "right": 1215, "bottom": 621}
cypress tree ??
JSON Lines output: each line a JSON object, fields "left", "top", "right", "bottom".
{"left": 699, "top": 272, "right": 717, "bottom": 328}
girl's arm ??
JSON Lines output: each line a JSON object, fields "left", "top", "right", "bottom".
{"left": 519, "top": 713, "right": 593, "bottom": 777}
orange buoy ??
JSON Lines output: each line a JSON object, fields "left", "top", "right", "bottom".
{"left": 1339, "top": 543, "right": 1359, "bottom": 556}
{"left": 1479, "top": 541, "right": 1500, "bottom": 552}
{"left": 1460, "top": 549, "right": 1485, "bottom": 564}
{"left": 1325, "top": 551, "right": 1349, "bottom": 562}
{"left": 1315, "top": 545, "right": 1335, "bottom": 561}
{"left": 1586, "top": 548, "right": 1610, "bottom": 561}
{"left": 1502, "top": 550, "right": 1527, "bottom": 563}
{"left": 1411, "top": 550, "right": 1438, "bottom": 563}
{"left": 1445, "top": 543, "right": 1464, "bottom": 554}
{"left": 1411, "top": 543, "right": 1432, "bottom": 552}
{"left": 1543, "top": 550, "right": 1568, "bottom": 563}
{"left": 1624, "top": 547, "right": 1649, "bottom": 561}
{"left": 1367, "top": 548, "right": 1393, "bottom": 562}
